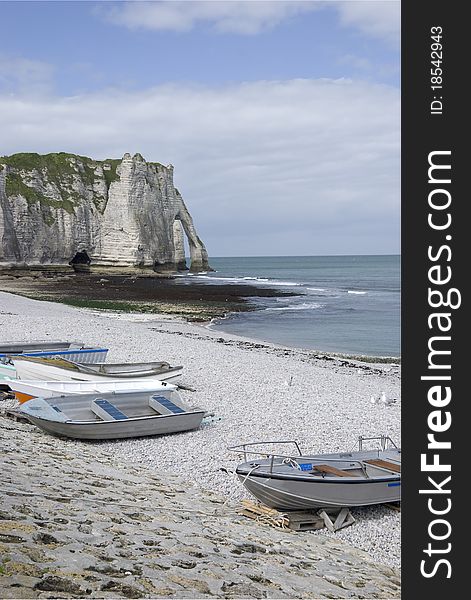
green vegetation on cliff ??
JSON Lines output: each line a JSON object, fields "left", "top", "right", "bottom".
{"left": 4, "top": 172, "right": 76, "bottom": 215}
{"left": 0, "top": 152, "right": 123, "bottom": 218}
{"left": 102, "top": 158, "right": 121, "bottom": 188}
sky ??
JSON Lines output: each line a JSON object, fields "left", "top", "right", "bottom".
{"left": 0, "top": 0, "right": 400, "bottom": 257}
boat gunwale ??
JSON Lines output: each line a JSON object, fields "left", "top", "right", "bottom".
{"left": 20, "top": 404, "right": 206, "bottom": 425}
{"left": 23, "top": 408, "right": 206, "bottom": 426}
{"left": 2, "top": 348, "right": 108, "bottom": 357}
{"left": 13, "top": 357, "right": 183, "bottom": 378}
{"left": 235, "top": 467, "right": 400, "bottom": 485}
{"left": 8, "top": 379, "right": 178, "bottom": 393}
{"left": 0, "top": 341, "right": 108, "bottom": 353}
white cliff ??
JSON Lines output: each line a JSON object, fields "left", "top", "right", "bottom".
{"left": 0, "top": 152, "right": 210, "bottom": 272}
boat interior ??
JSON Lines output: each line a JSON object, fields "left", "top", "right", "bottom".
{"left": 22, "top": 390, "right": 199, "bottom": 423}
{"left": 79, "top": 361, "right": 177, "bottom": 375}
{"left": 232, "top": 437, "right": 401, "bottom": 480}
{"left": 0, "top": 341, "right": 81, "bottom": 354}
{"left": 243, "top": 454, "right": 401, "bottom": 480}
{"left": 13, "top": 356, "right": 181, "bottom": 376}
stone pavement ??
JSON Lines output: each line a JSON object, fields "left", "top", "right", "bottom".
{"left": 0, "top": 417, "right": 400, "bottom": 599}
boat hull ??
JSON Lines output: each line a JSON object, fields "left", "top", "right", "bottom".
{"left": 0, "top": 347, "right": 108, "bottom": 365}
{"left": 25, "top": 411, "right": 204, "bottom": 440}
{"left": 236, "top": 471, "right": 400, "bottom": 510}
{"left": 14, "top": 360, "right": 183, "bottom": 383}
{"left": 9, "top": 379, "right": 178, "bottom": 404}
{"left": 14, "top": 391, "right": 34, "bottom": 403}
{"left": 12, "top": 348, "right": 108, "bottom": 364}
{"left": 0, "top": 363, "right": 16, "bottom": 381}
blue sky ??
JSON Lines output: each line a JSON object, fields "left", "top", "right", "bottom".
{"left": 0, "top": 1, "right": 400, "bottom": 256}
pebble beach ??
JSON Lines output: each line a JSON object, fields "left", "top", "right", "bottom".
{"left": 0, "top": 291, "right": 401, "bottom": 598}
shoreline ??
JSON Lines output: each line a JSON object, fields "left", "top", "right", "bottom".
{"left": 0, "top": 270, "right": 297, "bottom": 323}
{"left": 204, "top": 318, "right": 401, "bottom": 364}
{"left": 0, "top": 274, "right": 400, "bottom": 363}
{"left": 0, "top": 290, "right": 401, "bottom": 577}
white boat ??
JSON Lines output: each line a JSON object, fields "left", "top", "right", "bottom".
{"left": 0, "top": 341, "right": 109, "bottom": 381}
{"left": 19, "top": 388, "right": 205, "bottom": 440}
{"left": 12, "top": 357, "right": 183, "bottom": 383}
{"left": 230, "top": 436, "right": 401, "bottom": 510}
{"left": 7, "top": 379, "right": 179, "bottom": 404}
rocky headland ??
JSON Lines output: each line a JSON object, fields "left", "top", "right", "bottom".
{"left": 0, "top": 152, "right": 209, "bottom": 273}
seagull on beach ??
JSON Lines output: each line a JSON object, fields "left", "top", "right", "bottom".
{"left": 371, "top": 391, "right": 396, "bottom": 406}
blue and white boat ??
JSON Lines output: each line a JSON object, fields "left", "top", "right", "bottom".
{"left": 19, "top": 387, "right": 205, "bottom": 440}
{"left": 0, "top": 341, "right": 109, "bottom": 381}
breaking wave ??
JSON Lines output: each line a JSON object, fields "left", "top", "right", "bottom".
{"left": 265, "top": 302, "right": 325, "bottom": 311}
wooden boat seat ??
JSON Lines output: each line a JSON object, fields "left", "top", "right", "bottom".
{"left": 364, "top": 459, "right": 401, "bottom": 473}
{"left": 91, "top": 398, "right": 128, "bottom": 421}
{"left": 312, "top": 464, "right": 358, "bottom": 477}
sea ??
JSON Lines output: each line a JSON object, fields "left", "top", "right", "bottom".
{"left": 180, "top": 255, "right": 400, "bottom": 358}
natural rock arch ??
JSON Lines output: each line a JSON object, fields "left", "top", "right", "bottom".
{"left": 0, "top": 152, "right": 210, "bottom": 273}
{"left": 173, "top": 191, "right": 210, "bottom": 273}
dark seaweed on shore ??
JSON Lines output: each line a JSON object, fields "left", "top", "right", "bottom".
{"left": 0, "top": 271, "right": 299, "bottom": 322}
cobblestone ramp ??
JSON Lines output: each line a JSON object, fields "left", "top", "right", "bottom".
{"left": 0, "top": 417, "right": 400, "bottom": 599}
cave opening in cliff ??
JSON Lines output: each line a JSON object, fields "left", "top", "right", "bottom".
{"left": 69, "top": 250, "right": 91, "bottom": 273}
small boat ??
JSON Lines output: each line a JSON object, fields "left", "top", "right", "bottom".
{"left": 19, "top": 387, "right": 205, "bottom": 440}
{"left": 0, "top": 340, "right": 109, "bottom": 363}
{"left": 7, "top": 379, "right": 178, "bottom": 404}
{"left": 230, "top": 436, "right": 401, "bottom": 510}
{"left": 12, "top": 357, "right": 183, "bottom": 383}
{"left": 0, "top": 341, "right": 109, "bottom": 381}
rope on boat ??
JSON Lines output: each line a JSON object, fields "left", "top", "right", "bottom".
{"left": 218, "top": 464, "right": 261, "bottom": 511}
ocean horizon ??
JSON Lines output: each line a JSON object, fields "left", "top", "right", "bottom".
{"left": 178, "top": 254, "right": 400, "bottom": 358}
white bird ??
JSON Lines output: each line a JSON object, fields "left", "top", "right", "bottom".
{"left": 379, "top": 391, "right": 396, "bottom": 406}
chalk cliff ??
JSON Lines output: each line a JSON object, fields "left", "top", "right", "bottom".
{"left": 0, "top": 152, "right": 210, "bottom": 272}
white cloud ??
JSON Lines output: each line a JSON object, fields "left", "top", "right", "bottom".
{"left": 104, "top": 0, "right": 316, "bottom": 34}
{"left": 0, "top": 55, "right": 54, "bottom": 95}
{"left": 337, "top": 1, "right": 400, "bottom": 44}
{"left": 0, "top": 77, "right": 399, "bottom": 255}
{"left": 103, "top": 0, "right": 400, "bottom": 43}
